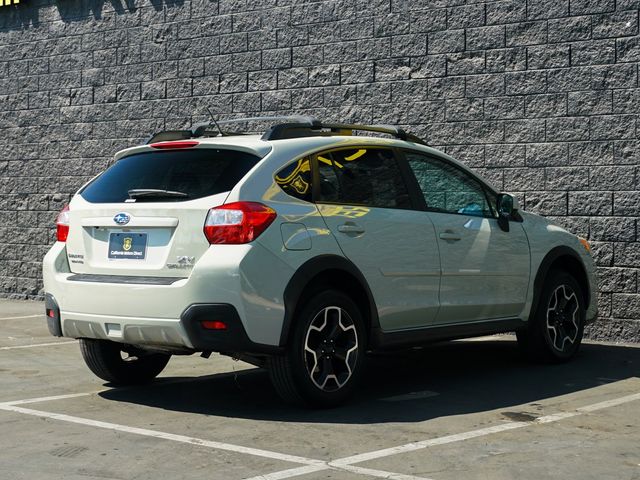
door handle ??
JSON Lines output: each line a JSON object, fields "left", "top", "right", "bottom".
{"left": 338, "top": 224, "right": 365, "bottom": 234}
{"left": 439, "top": 231, "right": 461, "bottom": 241}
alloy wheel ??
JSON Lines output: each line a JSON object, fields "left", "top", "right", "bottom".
{"left": 303, "top": 306, "right": 358, "bottom": 392}
{"left": 546, "top": 284, "right": 580, "bottom": 352}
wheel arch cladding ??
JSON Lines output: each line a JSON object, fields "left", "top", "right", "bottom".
{"left": 533, "top": 246, "right": 590, "bottom": 317}
{"left": 280, "top": 255, "right": 378, "bottom": 347}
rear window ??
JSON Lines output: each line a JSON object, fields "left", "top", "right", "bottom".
{"left": 80, "top": 149, "right": 260, "bottom": 203}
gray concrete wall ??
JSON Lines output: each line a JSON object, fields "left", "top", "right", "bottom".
{"left": 0, "top": 0, "right": 638, "bottom": 341}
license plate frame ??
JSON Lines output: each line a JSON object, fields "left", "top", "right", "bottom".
{"left": 108, "top": 232, "right": 148, "bottom": 260}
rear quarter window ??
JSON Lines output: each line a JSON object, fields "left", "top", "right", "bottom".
{"left": 80, "top": 149, "right": 260, "bottom": 203}
{"left": 275, "top": 157, "right": 312, "bottom": 202}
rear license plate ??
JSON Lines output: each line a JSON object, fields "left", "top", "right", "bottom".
{"left": 108, "top": 233, "right": 147, "bottom": 260}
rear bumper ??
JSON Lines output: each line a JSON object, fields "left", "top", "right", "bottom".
{"left": 43, "top": 241, "right": 293, "bottom": 349}
{"left": 46, "top": 297, "right": 281, "bottom": 354}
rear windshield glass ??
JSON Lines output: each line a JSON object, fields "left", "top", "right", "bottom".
{"left": 80, "top": 149, "right": 261, "bottom": 203}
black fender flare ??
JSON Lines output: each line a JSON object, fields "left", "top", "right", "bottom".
{"left": 530, "top": 246, "right": 589, "bottom": 320}
{"left": 279, "top": 254, "right": 379, "bottom": 347}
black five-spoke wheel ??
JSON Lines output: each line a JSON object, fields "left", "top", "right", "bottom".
{"left": 517, "top": 269, "right": 585, "bottom": 363}
{"left": 304, "top": 306, "right": 358, "bottom": 392}
{"left": 546, "top": 284, "right": 580, "bottom": 352}
{"left": 268, "top": 290, "right": 365, "bottom": 407}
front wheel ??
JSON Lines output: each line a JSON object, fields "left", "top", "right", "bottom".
{"left": 268, "top": 290, "right": 366, "bottom": 408}
{"left": 517, "top": 270, "right": 585, "bottom": 363}
{"left": 79, "top": 339, "right": 171, "bottom": 385}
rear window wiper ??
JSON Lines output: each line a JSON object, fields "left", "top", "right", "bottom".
{"left": 127, "top": 189, "right": 189, "bottom": 199}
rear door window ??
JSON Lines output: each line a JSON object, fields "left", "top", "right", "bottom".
{"left": 315, "top": 148, "right": 411, "bottom": 209}
{"left": 80, "top": 149, "right": 260, "bottom": 203}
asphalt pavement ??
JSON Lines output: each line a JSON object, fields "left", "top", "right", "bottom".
{"left": 1, "top": 298, "right": 639, "bottom": 480}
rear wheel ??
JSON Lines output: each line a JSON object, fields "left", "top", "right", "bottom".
{"left": 79, "top": 339, "right": 170, "bottom": 385}
{"left": 268, "top": 290, "right": 366, "bottom": 408}
{"left": 517, "top": 269, "right": 585, "bottom": 363}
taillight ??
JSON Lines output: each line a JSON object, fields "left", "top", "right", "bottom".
{"left": 150, "top": 140, "right": 199, "bottom": 149}
{"left": 201, "top": 320, "right": 227, "bottom": 330}
{"left": 204, "top": 202, "right": 277, "bottom": 244}
{"left": 56, "top": 205, "right": 70, "bottom": 242}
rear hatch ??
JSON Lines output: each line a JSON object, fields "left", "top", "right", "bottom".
{"left": 64, "top": 147, "right": 261, "bottom": 277}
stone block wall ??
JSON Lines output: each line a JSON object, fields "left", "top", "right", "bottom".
{"left": 0, "top": 0, "right": 638, "bottom": 340}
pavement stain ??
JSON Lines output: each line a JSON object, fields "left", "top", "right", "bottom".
{"left": 49, "top": 445, "right": 88, "bottom": 458}
{"left": 501, "top": 411, "right": 538, "bottom": 422}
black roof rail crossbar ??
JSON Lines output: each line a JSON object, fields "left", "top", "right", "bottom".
{"left": 218, "top": 115, "right": 320, "bottom": 126}
{"left": 146, "top": 116, "right": 321, "bottom": 144}
{"left": 192, "top": 115, "right": 320, "bottom": 139}
{"left": 262, "top": 122, "right": 428, "bottom": 145}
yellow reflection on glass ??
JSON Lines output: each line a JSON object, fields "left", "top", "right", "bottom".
{"left": 275, "top": 157, "right": 311, "bottom": 196}
{"left": 320, "top": 205, "right": 370, "bottom": 219}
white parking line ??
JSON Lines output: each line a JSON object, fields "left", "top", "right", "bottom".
{"left": 247, "top": 391, "right": 640, "bottom": 480}
{"left": 576, "top": 392, "right": 640, "bottom": 412}
{"left": 242, "top": 465, "right": 430, "bottom": 480}
{"left": 0, "top": 392, "right": 95, "bottom": 407}
{"left": 2, "top": 390, "right": 639, "bottom": 480}
{"left": 0, "top": 394, "right": 432, "bottom": 480}
{"left": 330, "top": 422, "right": 528, "bottom": 467}
{"left": 0, "top": 341, "right": 76, "bottom": 351}
{"left": 0, "top": 314, "right": 42, "bottom": 320}
{"left": 0, "top": 403, "right": 326, "bottom": 466}
{"left": 0, "top": 400, "right": 430, "bottom": 480}
{"left": 339, "top": 465, "right": 432, "bottom": 480}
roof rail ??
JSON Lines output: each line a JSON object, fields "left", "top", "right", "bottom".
{"left": 263, "top": 121, "right": 427, "bottom": 145}
{"left": 145, "top": 116, "right": 320, "bottom": 144}
{"left": 145, "top": 116, "right": 426, "bottom": 145}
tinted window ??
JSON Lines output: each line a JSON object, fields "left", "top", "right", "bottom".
{"left": 275, "top": 157, "right": 312, "bottom": 202}
{"left": 316, "top": 148, "right": 410, "bottom": 209}
{"left": 406, "top": 152, "right": 496, "bottom": 218}
{"left": 80, "top": 149, "right": 260, "bottom": 203}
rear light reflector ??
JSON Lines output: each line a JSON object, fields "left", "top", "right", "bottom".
{"left": 204, "top": 202, "right": 277, "bottom": 244}
{"left": 46, "top": 309, "right": 55, "bottom": 318}
{"left": 56, "top": 205, "right": 70, "bottom": 242}
{"left": 201, "top": 320, "right": 227, "bottom": 330}
{"left": 150, "top": 140, "right": 199, "bottom": 149}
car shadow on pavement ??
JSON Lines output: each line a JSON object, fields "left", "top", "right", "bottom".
{"left": 98, "top": 339, "right": 640, "bottom": 424}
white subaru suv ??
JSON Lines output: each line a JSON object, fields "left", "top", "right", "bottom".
{"left": 43, "top": 117, "right": 598, "bottom": 407}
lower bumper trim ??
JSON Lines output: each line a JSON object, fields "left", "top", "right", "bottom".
{"left": 180, "top": 303, "right": 281, "bottom": 355}
{"left": 45, "top": 293, "right": 63, "bottom": 337}
{"left": 67, "top": 274, "right": 186, "bottom": 285}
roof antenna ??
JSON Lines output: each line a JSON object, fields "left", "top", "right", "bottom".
{"left": 206, "top": 106, "right": 224, "bottom": 137}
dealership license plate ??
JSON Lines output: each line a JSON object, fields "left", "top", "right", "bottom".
{"left": 108, "top": 233, "right": 147, "bottom": 260}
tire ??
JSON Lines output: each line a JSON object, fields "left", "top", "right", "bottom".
{"left": 268, "top": 290, "right": 366, "bottom": 408}
{"left": 79, "top": 338, "right": 170, "bottom": 386}
{"left": 517, "top": 269, "right": 585, "bottom": 363}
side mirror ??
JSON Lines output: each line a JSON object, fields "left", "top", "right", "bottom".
{"left": 496, "top": 193, "right": 518, "bottom": 232}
